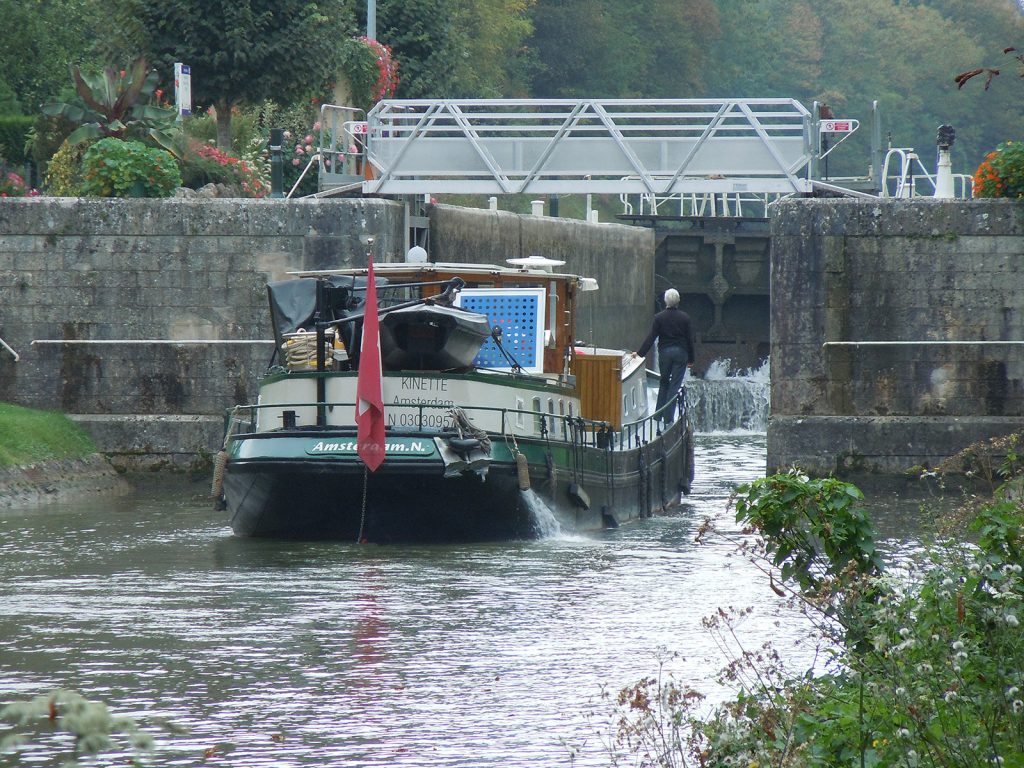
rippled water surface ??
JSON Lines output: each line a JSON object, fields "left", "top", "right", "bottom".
{"left": 0, "top": 435, "right": 929, "bottom": 767}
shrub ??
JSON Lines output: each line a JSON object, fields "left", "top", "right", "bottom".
{"left": 629, "top": 471, "right": 1024, "bottom": 768}
{"left": 0, "top": 115, "right": 34, "bottom": 164}
{"left": 44, "top": 139, "right": 89, "bottom": 196}
{"left": 0, "top": 168, "right": 39, "bottom": 197}
{"left": 178, "top": 140, "right": 267, "bottom": 197}
{"left": 79, "top": 138, "right": 181, "bottom": 198}
{"left": 973, "top": 140, "right": 1024, "bottom": 198}
{"left": 338, "top": 36, "right": 399, "bottom": 113}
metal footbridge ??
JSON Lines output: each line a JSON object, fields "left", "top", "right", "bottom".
{"left": 315, "top": 98, "right": 837, "bottom": 198}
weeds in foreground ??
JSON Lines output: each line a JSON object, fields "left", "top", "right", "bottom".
{"left": 602, "top": 465, "right": 1024, "bottom": 768}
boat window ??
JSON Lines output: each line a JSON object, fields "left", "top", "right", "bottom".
{"left": 631, "top": 385, "right": 637, "bottom": 409}
{"left": 559, "top": 399, "right": 566, "bottom": 438}
{"left": 533, "top": 397, "right": 542, "bottom": 434}
{"left": 568, "top": 402, "right": 574, "bottom": 418}
{"left": 547, "top": 399, "right": 555, "bottom": 435}
{"left": 515, "top": 397, "right": 525, "bottom": 429}
{"left": 623, "top": 394, "right": 629, "bottom": 415}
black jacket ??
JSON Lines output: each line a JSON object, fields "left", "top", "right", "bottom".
{"left": 637, "top": 307, "right": 696, "bottom": 360}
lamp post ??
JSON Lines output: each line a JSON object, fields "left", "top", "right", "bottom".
{"left": 935, "top": 124, "right": 956, "bottom": 199}
{"left": 367, "top": 0, "right": 376, "bottom": 39}
{"left": 269, "top": 127, "right": 284, "bottom": 199}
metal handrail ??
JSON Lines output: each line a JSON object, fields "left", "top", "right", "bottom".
{"left": 823, "top": 340, "right": 1024, "bottom": 348}
{"left": 0, "top": 335, "right": 19, "bottom": 362}
{"left": 225, "top": 391, "right": 687, "bottom": 452}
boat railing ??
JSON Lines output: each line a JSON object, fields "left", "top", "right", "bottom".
{"left": 223, "top": 389, "right": 688, "bottom": 451}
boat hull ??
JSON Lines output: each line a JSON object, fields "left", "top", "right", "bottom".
{"left": 221, "top": 420, "right": 694, "bottom": 542}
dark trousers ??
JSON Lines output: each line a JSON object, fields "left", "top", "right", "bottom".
{"left": 656, "top": 345, "right": 689, "bottom": 422}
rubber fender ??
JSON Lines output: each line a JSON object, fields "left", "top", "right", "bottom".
{"left": 568, "top": 482, "right": 590, "bottom": 510}
{"left": 515, "top": 452, "right": 530, "bottom": 491}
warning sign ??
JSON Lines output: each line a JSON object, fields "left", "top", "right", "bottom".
{"left": 820, "top": 120, "right": 854, "bottom": 133}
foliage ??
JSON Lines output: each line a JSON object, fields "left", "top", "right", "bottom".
{"left": 0, "top": 402, "right": 95, "bottom": 465}
{"left": 0, "top": 168, "right": 39, "bottom": 197}
{"left": 107, "top": 0, "right": 356, "bottom": 149}
{"left": 79, "top": 137, "right": 181, "bottom": 198}
{"left": 40, "top": 59, "right": 180, "bottom": 153}
{"left": 0, "top": 76, "right": 20, "bottom": 114}
{"left": 602, "top": 650, "right": 706, "bottom": 768}
{"left": 0, "top": 115, "right": 35, "bottom": 165}
{"left": 733, "top": 470, "right": 884, "bottom": 600}
{"left": 0, "top": 688, "right": 181, "bottom": 763}
{"left": 178, "top": 140, "right": 267, "bottom": 197}
{"left": 0, "top": 0, "right": 107, "bottom": 113}
{"left": 973, "top": 140, "right": 1024, "bottom": 198}
{"left": 529, "top": 0, "right": 719, "bottom": 99}
{"left": 611, "top": 470, "right": 1024, "bottom": 768}
{"left": 44, "top": 139, "right": 90, "bottom": 196}
{"left": 338, "top": 36, "right": 399, "bottom": 113}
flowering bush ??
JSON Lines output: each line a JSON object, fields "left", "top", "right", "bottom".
{"left": 973, "top": 140, "right": 1024, "bottom": 198}
{"left": 0, "top": 168, "right": 39, "bottom": 197}
{"left": 79, "top": 138, "right": 180, "bottom": 198}
{"left": 178, "top": 141, "right": 267, "bottom": 197}
{"left": 338, "top": 36, "right": 400, "bottom": 112}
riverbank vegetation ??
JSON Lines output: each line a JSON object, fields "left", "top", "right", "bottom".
{"left": 0, "top": 403, "right": 96, "bottom": 466}
{"left": 602, "top": 460, "right": 1024, "bottom": 767}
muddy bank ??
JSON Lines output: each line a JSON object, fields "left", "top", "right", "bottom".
{"left": 0, "top": 455, "right": 130, "bottom": 508}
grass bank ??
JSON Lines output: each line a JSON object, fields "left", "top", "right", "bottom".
{"left": 0, "top": 403, "right": 96, "bottom": 466}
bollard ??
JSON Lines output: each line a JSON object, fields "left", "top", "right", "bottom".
{"left": 269, "top": 127, "right": 284, "bottom": 199}
{"left": 531, "top": 199, "right": 544, "bottom": 216}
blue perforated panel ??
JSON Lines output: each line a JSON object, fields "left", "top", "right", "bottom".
{"left": 459, "top": 291, "right": 543, "bottom": 371}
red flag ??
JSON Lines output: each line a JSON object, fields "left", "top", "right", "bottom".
{"left": 356, "top": 256, "right": 385, "bottom": 471}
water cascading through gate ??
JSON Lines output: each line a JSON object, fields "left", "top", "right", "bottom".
{"left": 683, "top": 359, "right": 770, "bottom": 433}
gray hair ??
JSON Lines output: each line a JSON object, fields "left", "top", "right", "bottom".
{"left": 663, "top": 288, "right": 680, "bottom": 307}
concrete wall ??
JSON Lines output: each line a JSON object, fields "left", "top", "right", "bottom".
{"left": 769, "top": 198, "right": 1024, "bottom": 477}
{"left": 0, "top": 198, "right": 653, "bottom": 468}
{"left": 429, "top": 204, "right": 654, "bottom": 351}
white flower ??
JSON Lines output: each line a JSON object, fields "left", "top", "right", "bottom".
{"left": 944, "top": 690, "right": 958, "bottom": 702}
{"left": 899, "top": 627, "right": 912, "bottom": 638}
{"left": 1014, "top": 700, "right": 1024, "bottom": 714}
{"left": 1008, "top": 686, "right": 1020, "bottom": 697}
{"left": 899, "top": 728, "right": 911, "bottom": 738}
{"left": 952, "top": 640, "right": 965, "bottom": 651}
{"left": 1006, "top": 614, "right": 1019, "bottom": 627}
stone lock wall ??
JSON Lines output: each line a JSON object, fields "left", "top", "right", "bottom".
{"left": 0, "top": 197, "right": 407, "bottom": 467}
{"left": 769, "top": 198, "right": 1024, "bottom": 477}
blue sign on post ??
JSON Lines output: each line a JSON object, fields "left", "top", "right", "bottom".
{"left": 174, "top": 63, "right": 192, "bottom": 117}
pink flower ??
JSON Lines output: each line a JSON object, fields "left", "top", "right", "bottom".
{"left": 304, "top": 135, "right": 313, "bottom": 144}
{"left": 295, "top": 146, "right": 304, "bottom": 155}
{"left": 283, "top": 131, "right": 292, "bottom": 140}
{"left": 292, "top": 158, "right": 301, "bottom": 166}
{"left": 313, "top": 122, "right": 321, "bottom": 131}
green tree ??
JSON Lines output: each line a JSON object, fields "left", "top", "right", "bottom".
{"left": 108, "top": 0, "right": 357, "bottom": 149}
{"left": 527, "top": 0, "right": 719, "bottom": 98}
{"left": 448, "top": 0, "right": 537, "bottom": 98}
{"left": 0, "top": 0, "right": 105, "bottom": 113}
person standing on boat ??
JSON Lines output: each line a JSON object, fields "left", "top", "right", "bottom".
{"left": 633, "top": 288, "right": 695, "bottom": 423}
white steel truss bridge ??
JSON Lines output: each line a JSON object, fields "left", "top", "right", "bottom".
{"left": 316, "top": 98, "right": 837, "bottom": 198}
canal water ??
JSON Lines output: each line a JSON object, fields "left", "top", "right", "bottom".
{"left": 0, "top": 429, "right": 933, "bottom": 767}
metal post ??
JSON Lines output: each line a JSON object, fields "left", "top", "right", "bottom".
{"left": 269, "top": 127, "right": 284, "bottom": 199}
{"left": 367, "top": 0, "right": 376, "bottom": 39}
{"left": 935, "top": 124, "right": 956, "bottom": 199}
{"left": 548, "top": 194, "right": 559, "bottom": 218}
